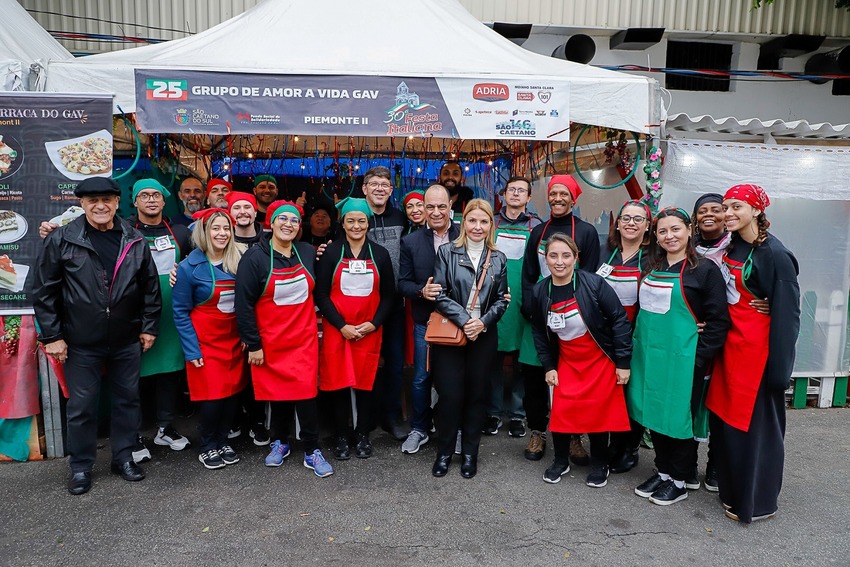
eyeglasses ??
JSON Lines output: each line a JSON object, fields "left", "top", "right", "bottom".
{"left": 425, "top": 204, "right": 449, "bottom": 212}
{"left": 366, "top": 181, "right": 392, "bottom": 190}
{"left": 136, "top": 192, "right": 163, "bottom": 202}
{"left": 619, "top": 215, "right": 647, "bottom": 224}
{"left": 505, "top": 187, "right": 528, "bottom": 195}
{"left": 275, "top": 215, "right": 301, "bottom": 226}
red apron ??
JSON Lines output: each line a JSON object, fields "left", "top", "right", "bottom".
{"left": 319, "top": 245, "right": 383, "bottom": 392}
{"left": 706, "top": 253, "right": 770, "bottom": 432}
{"left": 186, "top": 269, "right": 246, "bottom": 401}
{"left": 252, "top": 247, "right": 319, "bottom": 401}
{"left": 548, "top": 296, "right": 630, "bottom": 433}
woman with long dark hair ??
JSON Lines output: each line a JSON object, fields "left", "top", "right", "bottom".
{"left": 706, "top": 184, "right": 800, "bottom": 523}
{"left": 628, "top": 207, "right": 730, "bottom": 506}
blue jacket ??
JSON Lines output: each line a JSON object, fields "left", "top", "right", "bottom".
{"left": 172, "top": 248, "right": 236, "bottom": 361}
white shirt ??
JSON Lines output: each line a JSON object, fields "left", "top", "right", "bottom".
{"left": 465, "top": 240, "right": 486, "bottom": 319}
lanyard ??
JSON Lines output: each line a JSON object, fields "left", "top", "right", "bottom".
{"left": 608, "top": 247, "right": 643, "bottom": 267}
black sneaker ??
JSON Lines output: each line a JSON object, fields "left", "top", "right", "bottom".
{"left": 586, "top": 465, "right": 610, "bottom": 488}
{"left": 227, "top": 427, "right": 242, "bottom": 439}
{"left": 704, "top": 463, "right": 719, "bottom": 492}
{"left": 199, "top": 449, "right": 225, "bottom": 470}
{"left": 609, "top": 449, "right": 639, "bottom": 474}
{"left": 249, "top": 424, "right": 271, "bottom": 446}
{"left": 649, "top": 481, "right": 688, "bottom": 506}
{"left": 355, "top": 433, "right": 372, "bottom": 459}
{"left": 685, "top": 475, "right": 701, "bottom": 490}
{"left": 218, "top": 445, "right": 240, "bottom": 465}
{"left": 334, "top": 436, "right": 351, "bottom": 461}
{"left": 635, "top": 473, "right": 666, "bottom": 498}
{"left": 508, "top": 419, "right": 527, "bottom": 438}
{"left": 543, "top": 459, "right": 570, "bottom": 484}
{"left": 482, "top": 416, "right": 501, "bottom": 435}
{"left": 132, "top": 436, "right": 151, "bottom": 464}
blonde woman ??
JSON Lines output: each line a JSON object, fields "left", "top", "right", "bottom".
{"left": 173, "top": 209, "right": 248, "bottom": 470}
{"left": 430, "top": 199, "right": 509, "bottom": 479}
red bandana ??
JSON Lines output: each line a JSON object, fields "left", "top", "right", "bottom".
{"left": 548, "top": 174, "right": 582, "bottom": 202}
{"left": 192, "top": 208, "right": 235, "bottom": 225}
{"left": 723, "top": 184, "right": 770, "bottom": 212}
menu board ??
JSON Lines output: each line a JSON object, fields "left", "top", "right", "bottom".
{"left": 0, "top": 93, "right": 113, "bottom": 314}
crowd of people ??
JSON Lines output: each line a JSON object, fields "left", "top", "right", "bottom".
{"left": 32, "top": 165, "right": 801, "bottom": 525}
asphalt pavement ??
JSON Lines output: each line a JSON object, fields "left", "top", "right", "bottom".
{"left": 1, "top": 406, "right": 848, "bottom": 567}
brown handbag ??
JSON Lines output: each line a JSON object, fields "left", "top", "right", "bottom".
{"left": 425, "top": 250, "right": 491, "bottom": 347}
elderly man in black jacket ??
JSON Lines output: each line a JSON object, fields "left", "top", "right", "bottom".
{"left": 33, "top": 178, "right": 161, "bottom": 495}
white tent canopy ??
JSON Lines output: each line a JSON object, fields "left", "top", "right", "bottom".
{"left": 45, "top": 0, "right": 660, "bottom": 134}
{"left": 1, "top": 0, "right": 72, "bottom": 91}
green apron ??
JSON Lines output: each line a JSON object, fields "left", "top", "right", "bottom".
{"left": 140, "top": 232, "right": 185, "bottom": 377}
{"left": 627, "top": 263, "right": 704, "bottom": 440}
{"left": 495, "top": 223, "right": 531, "bottom": 352}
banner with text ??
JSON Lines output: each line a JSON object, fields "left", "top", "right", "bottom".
{"left": 0, "top": 93, "right": 113, "bottom": 314}
{"left": 134, "top": 70, "right": 571, "bottom": 141}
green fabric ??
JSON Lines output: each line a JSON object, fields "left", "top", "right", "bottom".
{"left": 270, "top": 204, "right": 302, "bottom": 223}
{"left": 336, "top": 197, "right": 373, "bottom": 218}
{"left": 0, "top": 417, "right": 32, "bottom": 461}
{"left": 627, "top": 269, "right": 700, "bottom": 439}
{"left": 140, "top": 237, "right": 184, "bottom": 376}
{"left": 132, "top": 178, "right": 171, "bottom": 202}
{"left": 496, "top": 225, "right": 530, "bottom": 353}
{"left": 254, "top": 174, "right": 277, "bottom": 187}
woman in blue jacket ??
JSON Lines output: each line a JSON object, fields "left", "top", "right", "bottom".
{"left": 173, "top": 209, "right": 248, "bottom": 470}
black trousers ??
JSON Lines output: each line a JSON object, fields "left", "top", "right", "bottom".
{"left": 650, "top": 430, "right": 697, "bottom": 481}
{"left": 521, "top": 363, "right": 549, "bottom": 431}
{"left": 431, "top": 329, "right": 497, "bottom": 457}
{"left": 329, "top": 388, "right": 374, "bottom": 437}
{"left": 64, "top": 342, "right": 142, "bottom": 472}
{"left": 553, "top": 432, "right": 609, "bottom": 466}
{"left": 198, "top": 394, "right": 240, "bottom": 452}
{"left": 609, "top": 418, "right": 644, "bottom": 457}
{"left": 145, "top": 370, "right": 182, "bottom": 428}
{"left": 270, "top": 398, "right": 320, "bottom": 454}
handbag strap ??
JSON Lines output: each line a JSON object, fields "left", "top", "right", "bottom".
{"left": 468, "top": 249, "right": 492, "bottom": 313}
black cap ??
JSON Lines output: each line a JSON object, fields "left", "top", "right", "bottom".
{"left": 74, "top": 177, "right": 121, "bottom": 198}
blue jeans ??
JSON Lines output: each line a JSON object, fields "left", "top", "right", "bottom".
{"left": 488, "top": 351, "right": 526, "bottom": 420}
{"left": 375, "top": 300, "right": 405, "bottom": 424}
{"left": 410, "top": 323, "right": 431, "bottom": 432}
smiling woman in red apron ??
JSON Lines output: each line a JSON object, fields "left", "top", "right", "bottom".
{"left": 235, "top": 201, "right": 333, "bottom": 478}
{"left": 519, "top": 174, "right": 601, "bottom": 465}
{"left": 706, "top": 184, "right": 800, "bottom": 524}
{"left": 172, "top": 209, "right": 247, "bottom": 471}
{"left": 315, "top": 198, "right": 396, "bottom": 462}
{"left": 628, "top": 208, "right": 730, "bottom": 507}
{"left": 600, "top": 200, "right": 652, "bottom": 476}
{"left": 528, "top": 234, "right": 632, "bottom": 488}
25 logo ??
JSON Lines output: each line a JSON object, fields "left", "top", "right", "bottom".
{"left": 146, "top": 79, "right": 188, "bottom": 101}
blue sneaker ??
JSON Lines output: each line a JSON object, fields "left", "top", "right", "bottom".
{"left": 303, "top": 449, "right": 334, "bottom": 478}
{"left": 264, "top": 440, "right": 291, "bottom": 467}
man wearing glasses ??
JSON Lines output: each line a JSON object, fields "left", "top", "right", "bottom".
{"left": 485, "top": 176, "right": 543, "bottom": 440}
{"left": 361, "top": 167, "right": 409, "bottom": 441}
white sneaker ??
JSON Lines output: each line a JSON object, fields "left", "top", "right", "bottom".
{"left": 401, "top": 430, "right": 429, "bottom": 454}
{"left": 154, "top": 426, "right": 191, "bottom": 451}
{"left": 132, "top": 436, "right": 151, "bottom": 463}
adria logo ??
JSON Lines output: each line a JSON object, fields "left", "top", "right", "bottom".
{"left": 472, "top": 83, "right": 509, "bottom": 102}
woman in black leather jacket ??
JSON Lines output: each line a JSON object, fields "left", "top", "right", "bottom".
{"left": 430, "top": 199, "right": 508, "bottom": 479}
{"left": 528, "top": 233, "right": 632, "bottom": 488}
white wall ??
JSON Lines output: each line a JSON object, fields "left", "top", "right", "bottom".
{"left": 522, "top": 33, "right": 850, "bottom": 125}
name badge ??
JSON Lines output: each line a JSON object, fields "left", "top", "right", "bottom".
{"left": 349, "top": 260, "right": 367, "bottom": 274}
{"left": 154, "top": 236, "right": 174, "bottom": 251}
{"left": 720, "top": 262, "right": 733, "bottom": 284}
{"left": 547, "top": 312, "right": 566, "bottom": 329}
{"left": 596, "top": 263, "right": 614, "bottom": 278}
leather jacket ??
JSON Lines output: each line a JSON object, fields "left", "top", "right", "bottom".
{"left": 433, "top": 243, "right": 508, "bottom": 330}
{"left": 528, "top": 270, "right": 632, "bottom": 371}
{"left": 33, "top": 214, "right": 161, "bottom": 347}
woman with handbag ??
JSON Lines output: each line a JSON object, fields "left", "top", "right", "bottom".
{"left": 429, "top": 199, "right": 508, "bottom": 479}
{"left": 314, "top": 197, "right": 395, "bottom": 461}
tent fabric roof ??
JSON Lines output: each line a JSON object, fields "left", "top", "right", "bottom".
{"left": 1, "top": 0, "right": 72, "bottom": 91}
{"left": 45, "top": 0, "right": 658, "bottom": 133}
{"left": 666, "top": 113, "right": 850, "bottom": 140}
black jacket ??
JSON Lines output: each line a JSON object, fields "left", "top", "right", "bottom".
{"left": 398, "top": 223, "right": 461, "bottom": 325}
{"left": 528, "top": 270, "right": 632, "bottom": 372}
{"left": 433, "top": 243, "right": 509, "bottom": 330}
{"left": 33, "top": 215, "right": 161, "bottom": 347}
